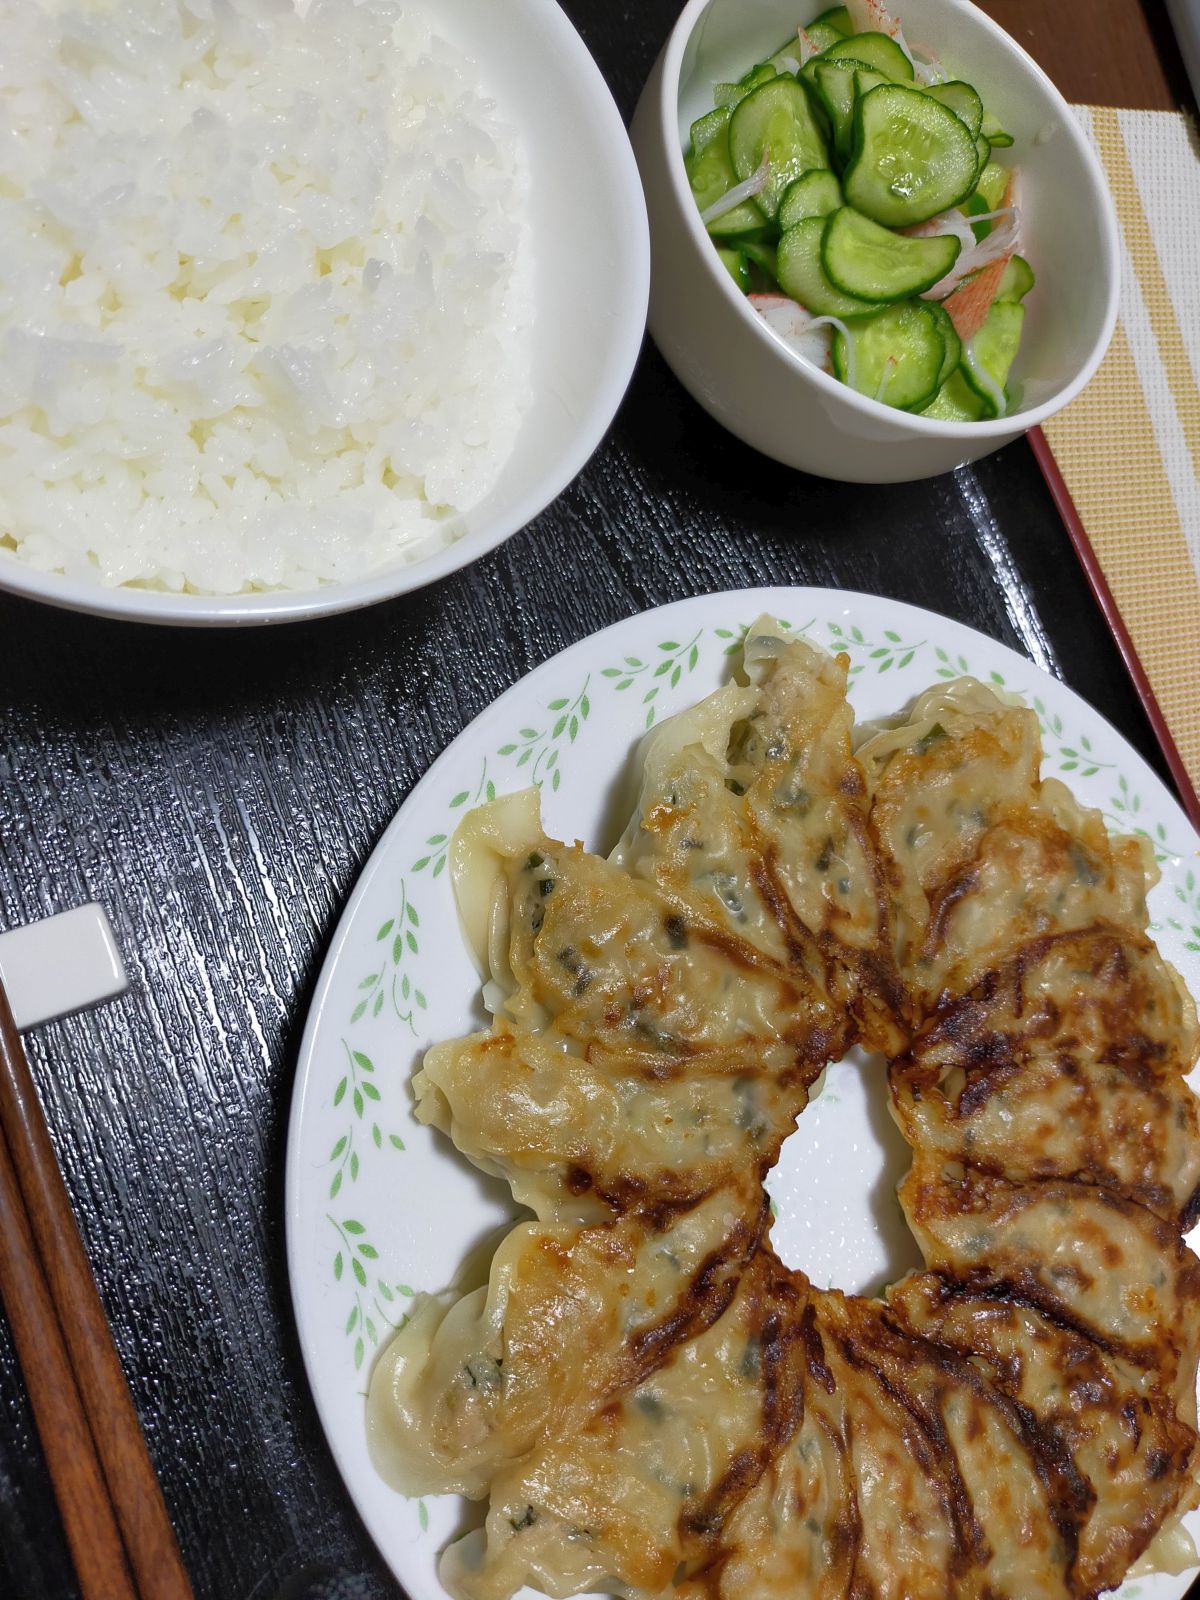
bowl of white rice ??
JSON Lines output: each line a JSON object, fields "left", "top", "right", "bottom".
{"left": 0, "top": 0, "right": 649, "bottom": 624}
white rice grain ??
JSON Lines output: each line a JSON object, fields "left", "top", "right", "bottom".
{"left": 0, "top": 0, "right": 534, "bottom": 593}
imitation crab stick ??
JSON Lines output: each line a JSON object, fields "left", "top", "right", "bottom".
{"left": 942, "top": 176, "right": 1015, "bottom": 340}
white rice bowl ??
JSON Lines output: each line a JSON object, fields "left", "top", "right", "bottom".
{"left": 0, "top": 0, "right": 535, "bottom": 595}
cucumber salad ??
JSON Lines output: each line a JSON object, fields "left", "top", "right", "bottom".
{"left": 686, "top": 0, "right": 1033, "bottom": 419}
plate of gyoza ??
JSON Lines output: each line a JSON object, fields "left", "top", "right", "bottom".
{"left": 287, "top": 587, "right": 1200, "bottom": 1600}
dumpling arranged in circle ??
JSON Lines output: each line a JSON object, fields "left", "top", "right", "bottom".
{"left": 368, "top": 620, "right": 1200, "bottom": 1600}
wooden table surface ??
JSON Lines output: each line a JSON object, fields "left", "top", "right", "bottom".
{"left": 977, "top": 0, "right": 1194, "bottom": 110}
{"left": 0, "top": 5, "right": 1194, "bottom": 1600}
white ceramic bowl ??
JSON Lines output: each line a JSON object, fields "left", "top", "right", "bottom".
{"left": 0, "top": 0, "right": 648, "bottom": 626}
{"left": 631, "top": 0, "right": 1119, "bottom": 483}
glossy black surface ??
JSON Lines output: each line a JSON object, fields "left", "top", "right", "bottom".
{"left": 0, "top": 3, "right": 1183, "bottom": 1598}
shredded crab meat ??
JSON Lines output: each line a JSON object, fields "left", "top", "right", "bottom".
{"left": 750, "top": 296, "right": 857, "bottom": 391}
{"left": 961, "top": 206, "right": 1020, "bottom": 228}
{"left": 908, "top": 43, "right": 947, "bottom": 85}
{"left": 700, "top": 149, "right": 771, "bottom": 226}
{"left": 844, "top": 0, "right": 914, "bottom": 61}
{"left": 905, "top": 208, "right": 978, "bottom": 253}
{"left": 874, "top": 354, "right": 899, "bottom": 404}
{"left": 922, "top": 207, "right": 1022, "bottom": 299}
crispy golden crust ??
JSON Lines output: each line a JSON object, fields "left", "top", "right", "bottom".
{"left": 888, "top": 1271, "right": 1199, "bottom": 1594}
{"left": 368, "top": 631, "right": 1200, "bottom": 1600}
{"left": 890, "top": 928, "right": 1200, "bottom": 1227}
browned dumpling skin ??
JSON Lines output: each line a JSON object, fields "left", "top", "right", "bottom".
{"left": 662, "top": 1282, "right": 1086, "bottom": 1600}
{"left": 897, "top": 1154, "right": 1200, "bottom": 1412}
{"left": 368, "top": 629, "right": 1200, "bottom": 1600}
{"left": 889, "top": 1271, "right": 1200, "bottom": 1594}
{"left": 857, "top": 678, "right": 1044, "bottom": 996}
{"left": 890, "top": 927, "right": 1200, "bottom": 1226}
{"left": 857, "top": 681, "right": 1156, "bottom": 1003}
{"left": 418, "top": 1022, "right": 818, "bottom": 1224}
{"left": 368, "top": 1176, "right": 767, "bottom": 1499}
{"left": 441, "top": 1248, "right": 808, "bottom": 1600}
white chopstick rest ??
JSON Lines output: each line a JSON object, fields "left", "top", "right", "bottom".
{"left": 0, "top": 905, "right": 127, "bottom": 1032}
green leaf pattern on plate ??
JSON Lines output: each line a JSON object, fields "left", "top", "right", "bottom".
{"left": 1166, "top": 867, "right": 1200, "bottom": 955}
{"left": 329, "top": 1212, "right": 415, "bottom": 1370}
{"left": 600, "top": 629, "right": 706, "bottom": 728}
{"left": 326, "top": 1041, "right": 409, "bottom": 1202}
{"left": 496, "top": 675, "right": 593, "bottom": 791}
{"left": 830, "top": 621, "right": 925, "bottom": 676}
{"left": 351, "top": 880, "right": 427, "bottom": 1032}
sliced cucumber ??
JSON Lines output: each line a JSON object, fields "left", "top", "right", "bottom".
{"left": 961, "top": 190, "right": 994, "bottom": 241}
{"left": 715, "top": 64, "right": 776, "bottom": 109}
{"left": 974, "top": 132, "right": 992, "bottom": 174}
{"left": 925, "top": 301, "right": 962, "bottom": 388}
{"left": 996, "top": 254, "right": 1034, "bottom": 303}
{"left": 844, "top": 83, "right": 980, "bottom": 226}
{"left": 920, "top": 367, "right": 987, "bottom": 420}
{"left": 707, "top": 203, "right": 770, "bottom": 239}
{"left": 822, "top": 205, "right": 960, "bottom": 301}
{"left": 973, "top": 159, "right": 1009, "bottom": 210}
{"left": 811, "top": 5, "right": 852, "bottom": 35}
{"left": 717, "top": 247, "right": 751, "bottom": 292}
{"left": 832, "top": 300, "right": 946, "bottom": 410}
{"left": 685, "top": 132, "right": 732, "bottom": 212}
{"left": 813, "top": 30, "right": 915, "bottom": 83}
{"left": 811, "top": 59, "right": 884, "bottom": 163}
{"left": 961, "top": 190, "right": 989, "bottom": 239}
{"left": 729, "top": 76, "right": 829, "bottom": 220}
{"left": 925, "top": 80, "right": 983, "bottom": 139}
{"left": 740, "top": 237, "right": 779, "bottom": 282}
{"left": 685, "top": 130, "right": 769, "bottom": 238}
{"left": 689, "top": 105, "right": 730, "bottom": 154}
{"left": 981, "top": 108, "right": 1014, "bottom": 148}
{"left": 777, "top": 215, "right": 885, "bottom": 316}
{"left": 766, "top": 36, "right": 806, "bottom": 74}
{"left": 801, "top": 17, "right": 849, "bottom": 53}
{"left": 961, "top": 300, "right": 1025, "bottom": 415}
{"left": 964, "top": 157, "right": 1008, "bottom": 241}
{"left": 778, "top": 168, "right": 843, "bottom": 228}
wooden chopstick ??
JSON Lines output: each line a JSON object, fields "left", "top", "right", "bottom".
{"left": 0, "top": 980, "right": 194, "bottom": 1600}
{"left": 0, "top": 1114, "right": 138, "bottom": 1600}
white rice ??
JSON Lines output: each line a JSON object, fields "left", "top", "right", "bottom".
{"left": 0, "top": 0, "right": 533, "bottom": 593}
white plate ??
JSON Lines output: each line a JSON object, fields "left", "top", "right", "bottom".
{"left": 286, "top": 587, "right": 1200, "bottom": 1600}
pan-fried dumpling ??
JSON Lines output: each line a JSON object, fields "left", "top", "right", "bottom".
{"left": 889, "top": 1270, "right": 1200, "bottom": 1592}
{"left": 890, "top": 928, "right": 1200, "bottom": 1225}
{"left": 450, "top": 793, "right": 840, "bottom": 1058}
{"left": 615, "top": 624, "right": 904, "bottom": 1052}
{"left": 367, "top": 1177, "right": 765, "bottom": 1498}
{"left": 419, "top": 627, "right": 911, "bottom": 1221}
{"left": 439, "top": 1248, "right": 807, "bottom": 1600}
{"left": 418, "top": 1022, "right": 816, "bottom": 1224}
{"left": 858, "top": 679, "right": 1160, "bottom": 1002}
{"left": 898, "top": 1154, "right": 1200, "bottom": 1402}
{"left": 370, "top": 629, "right": 1200, "bottom": 1600}
{"left": 857, "top": 678, "right": 1042, "bottom": 982}
{"left": 709, "top": 1286, "right": 1078, "bottom": 1600}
